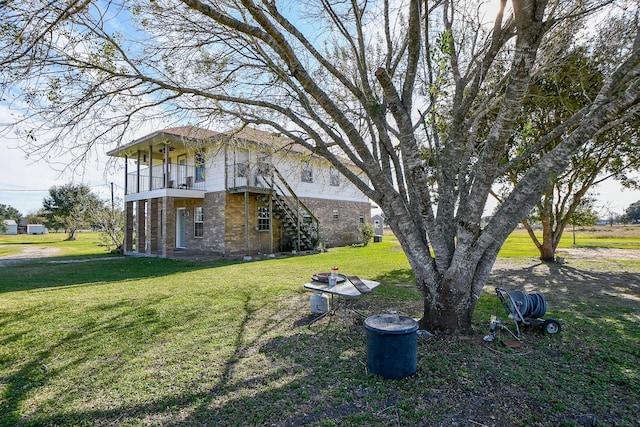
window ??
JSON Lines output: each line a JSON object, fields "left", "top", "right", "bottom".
{"left": 257, "top": 152, "right": 271, "bottom": 176}
{"left": 237, "top": 162, "right": 248, "bottom": 178}
{"left": 194, "top": 207, "right": 204, "bottom": 238}
{"left": 195, "top": 150, "right": 206, "bottom": 181}
{"left": 332, "top": 209, "right": 339, "bottom": 220}
{"left": 301, "top": 161, "right": 313, "bottom": 183}
{"left": 258, "top": 206, "right": 270, "bottom": 231}
{"left": 330, "top": 167, "right": 339, "bottom": 186}
{"left": 236, "top": 149, "right": 249, "bottom": 178}
{"left": 359, "top": 212, "right": 365, "bottom": 224}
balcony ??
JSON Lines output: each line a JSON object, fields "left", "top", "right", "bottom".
{"left": 226, "top": 162, "right": 272, "bottom": 194}
{"left": 126, "top": 163, "right": 206, "bottom": 195}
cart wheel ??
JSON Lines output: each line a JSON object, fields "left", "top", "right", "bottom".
{"left": 542, "top": 319, "right": 561, "bottom": 334}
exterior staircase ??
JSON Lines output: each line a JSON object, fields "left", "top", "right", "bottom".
{"left": 266, "top": 169, "right": 319, "bottom": 251}
{"left": 226, "top": 161, "right": 319, "bottom": 251}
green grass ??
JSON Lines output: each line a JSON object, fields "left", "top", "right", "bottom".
{"left": 498, "top": 226, "right": 640, "bottom": 258}
{"left": 0, "top": 232, "right": 110, "bottom": 259}
{"left": 1, "top": 230, "right": 639, "bottom": 426}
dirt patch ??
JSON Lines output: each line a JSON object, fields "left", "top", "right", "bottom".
{"left": 0, "top": 246, "right": 62, "bottom": 266}
{"left": 559, "top": 247, "right": 640, "bottom": 261}
{"left": 492, "top": 248, "right": 640, "bottom": 271}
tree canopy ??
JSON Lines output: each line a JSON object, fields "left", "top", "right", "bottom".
{"left": 2, "top": 0, "right": 640, "bottom": 333}
{"left": 0, "top": 204, "right": 22, "bottom": 232}
{"left": 494, "top": 48, "right": 640, "bottom": 260}
{"left": 626, "top": 200, "right": 640, "bottom": 222}
{"left": 42, "top": 183, "right": 103, "bottom": 240}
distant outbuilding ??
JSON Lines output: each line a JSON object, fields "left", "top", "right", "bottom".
{"left": 372, "top": 214, "right": 384, "bottom": 236}
{"left": 1, "top": 219, "right": 18, "bottom": 235}
{"left": 27, "top": 224, "right": 48, "bottom": 234}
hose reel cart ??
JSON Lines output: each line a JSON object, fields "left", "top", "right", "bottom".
{"left": 483, "top": 287, "right": 561, "bottom": 342}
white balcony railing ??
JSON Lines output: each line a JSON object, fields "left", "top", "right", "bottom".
{"left": 126, "top": 163, "right": 205, "bottom": 194}
{"left": 225, "top": 162, "right": 271, "bottom": 192}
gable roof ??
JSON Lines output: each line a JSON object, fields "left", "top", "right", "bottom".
{"left": 107, "top": 125, "right": 314, "bottom": 158}
{"left": 160, "top": 126, "right": 221, "bottom": 141}
{"left": 106, "top": 125, "right": 221, "bottom": 157}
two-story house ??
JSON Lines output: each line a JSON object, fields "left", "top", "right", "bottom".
{"left": 107, "top": 126, "right": 371, "bottom": 258}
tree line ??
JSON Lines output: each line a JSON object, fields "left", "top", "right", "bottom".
{"left": 0, "top": 184, "right": 123, "bottom": 250}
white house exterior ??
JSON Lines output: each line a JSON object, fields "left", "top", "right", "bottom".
{"left": 2, "top": 220, "right": 18, "bottom": 235}
{"left": 107, "top": 126, "right": 371, "bottom": 258}
{"left": 372, "top": 214, "right": 384, "bottom": 236}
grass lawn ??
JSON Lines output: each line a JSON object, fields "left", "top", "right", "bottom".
{"left": 0, "top": 228, "right": 639, "bottom": 426}
{"left": 0, "top": 233, "right": 107, "bottom": 259}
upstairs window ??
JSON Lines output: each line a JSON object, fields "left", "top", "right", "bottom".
{"left": 330, "top": 167, "right": 340, "bottom": 186}
{"left": 195, "top": 150, "right": 206, "bottom": 182}
{"left": 301, "top": 161, "right": 313, "bottom": 183}
{"left": 332, "top": 209, "right": 339, "bottom": 220}
{"left": 359, "top": 212, "right": 365, "bottom": 224}
{"left": 237, "top": 162, "right": 248, "bottom": 178}
{"left": 236, "top": 149, "right": 249, "bottom": 178}
{"left": 257, "top": 152, "right": 271, "bottom": 176}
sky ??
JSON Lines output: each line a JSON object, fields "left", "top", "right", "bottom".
{"left": 0, "top": 138, "right": 124, "bottom": 216}
{"left": 1, "top": 1, "right": 639, "bottom": 218}
{"left": 0, "top": 103, "right": 125, "bottom": 215}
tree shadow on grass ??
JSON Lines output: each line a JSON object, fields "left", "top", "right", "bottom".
{"left": 2, "top": 261, "right": 639, "bottom": 426}
{"left": 0, "top": 256, "right": 243, "bottom": 294}
{"left": 488, "top": 262, "right": 640, "bottom": 311}
{"left": 0, "top": 288, "right": 375, "bottom": 426}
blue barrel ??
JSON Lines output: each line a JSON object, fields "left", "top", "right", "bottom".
{"left": 364, "top": 314, "right": 419, "bottom": 378}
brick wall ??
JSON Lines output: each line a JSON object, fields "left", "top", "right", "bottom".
{"left": 140, "top": 192, "right": 369, "bottom": 257}
{"left": 149, "top": 198, "right": 160, "bottom": 253}
{"left": 224, "top": 193, "right": 247, "bottom": 254}
{"left": 302, "top": 198, "right": 371, "bottom": 247}
{"left": 203, "top": 192, "right": 226, "bottom": 254}
{"left": 162, "top": 197, "right": 174, "bottom": 257}
{"left": 171, "top": 193, "right": 227, "bottom": 256}
{"left": 224, "top": 193, "right": 283, "bottom": 255}
{"left": 136, "top": 200, "right": 146, "bottom": 252}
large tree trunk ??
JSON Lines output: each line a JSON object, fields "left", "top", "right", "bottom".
{"left": 416, "top": 248, "right": 497, "bottom": 334}
{"left": 539, "top": 216, "right": 556, "bottom": 262}
{"left": 396, "top": 222, "right": 497, "bottom": 334}
{"left": 419, "top": 270, "right": 477, "bottom": 334}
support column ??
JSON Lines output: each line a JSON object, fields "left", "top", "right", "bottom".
{"left": 124, "top": 201, "right": 134, "bottom": 252}
{"left": 162, "top": 196, "right": 175, "bottom": 257}
{"left": 149, "top": 198, "right": 160, "bottom": 254}
{"left": 136, "top": 151, "right": 141, "bottom": 193}
{"left": 268, "top": 193, "right": 274, "bottom": 254}
{"left": 244, "top": 192, "right": 250, "bottom": 255}
{"left": 164, "top": 143, "right": 171, "bottom": 188}
{"left": 136, "top": 200, "right": 146, "bottom": 253}
{"left": 124, "top": 156, "right": 129, "bottom": 196}
{"left": 148, "top": 144, "right": 153, "bottom": 191}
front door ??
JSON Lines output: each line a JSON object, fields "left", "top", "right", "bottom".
{"left": 176, "top": 208, "right": 187, "bottom": 248}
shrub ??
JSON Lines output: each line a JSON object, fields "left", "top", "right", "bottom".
{"left": 358, "top": 222, "right": 376, "bottom": 246}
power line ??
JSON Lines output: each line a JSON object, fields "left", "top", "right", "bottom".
{"left": 0, "top": 183, "right": 122, "bottom": 192}
{"left": 0, "top": 188, "right": 50, "bottom": 192}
